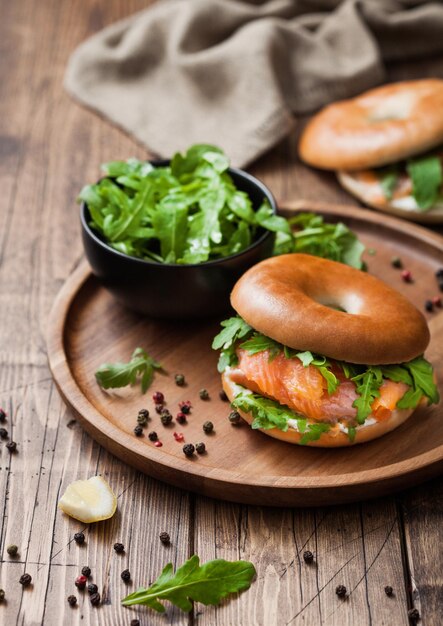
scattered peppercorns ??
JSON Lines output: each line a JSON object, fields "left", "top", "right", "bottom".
{"left": 159, "top": 531, "right": 170, "bottom": 545}
{"left": 0, "top": 589, "right": 5, "bottom": 602}
{"left": 384, "top": 585, "right": 393, "bottom": 597}
{"left": 74, "top": 532, "right": 85, "bottom": 545}
{"left": 131, "top": 620, "right": 140, "bottom": 626}
{"left": 6, "top": 441, "right": 17, "bottom": 453}
{"left": 175, "top": 374, "right": 186, "bottom": 386}
{"left": 203, "top": 421, "right": 214, "bottom": 434}
{"left": 176, "top": 412, "right": 187, "bottom": 424}
{"left": 148, "top": 431, "right": 158, "bottom": 441}
{"left": 436, "top": 268, "right": 443, "bottom": 279}
{"left": 195, "top": 442, "right": 206, "bottom": 454}
{"left": 0, "top": 409, "right": 6, "bottom": 422}
{"left": 137, "top": 409, "right": 149, "bottom": 426}
{"left": 219, "top": 390, "right": 228, "bottom": 402}
{"left": 67, "top": 594, "right": 77, "bottom": 606}
{"left": 114, "top": 542, "right": 125, "bottom": 554}
{"left": 335, "top": 584, "right": 347, "bottom": 598}
{"left": 75, "top": 575, "right": 87, "bottom": 590}
{"left": 425, "top": 300, "right": 434, "bottom": 312}
{"left": 0, "top": 428, "right": 8, "bottom": 439}
{"left": 303, "top": 550, "right": 314, "bottom": 564}
{"left": 183, "top": 443, "right": 195, "bottom": 457}
{"left": 90, "top": 592, "right": 101, "bottom": 606}
{"left": 7, "top": 544, "right": 18, "bottom": 557}
{"left": 154, "top": 440, "right": 163, "bottom": 447}
{"left": 134, "top": 424, "right": 144, "bottom": 437}
{"left": 229, "top": 411, "right": 241, "bottom": 425}
{"left": 173, "top": 432, "right": 184, "bottom": 442}
{"left": 152, "top": 391, "right": 164, "bottom": 404}
{"left": 401, "top": 269, "right": 413, "bottom": 283}
{"left": 199, "top": 389, "right": 209, "bottom": 400}
{"left": 87, "top": 583, "right": 98, "bottom": 594}
{"left": 81, "top": 566, "right": 91, "bottom": 578}
{"left": 160, "top": 410, "right": 173, "bottom": 426}
{"left": 408, "top": 608, "right": 420, "bottom": 622}
{"left": 155, "top": 404, "right": 165, "bottom": 414}
{"left": 121, "top": 569, "right": 131, "bottom": 582}
{"left": 391, "top": 256, "right": 403, "bottom": 269}
{"left": 432, "top": 295, "right": 442, "bottom": 307}
{"left": 19, "top": 573, "right": 32, "bottom": 587}
{"left": 179, "top": 400, "right": 192, "bottom": 414}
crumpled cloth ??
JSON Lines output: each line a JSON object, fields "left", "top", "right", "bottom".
{"left": 65, "top": 0, "right": 443, "bottom": 167}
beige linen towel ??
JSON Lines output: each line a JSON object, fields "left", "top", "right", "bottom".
{"left": 65, "top": 0, "right": 443, "bottom": 167}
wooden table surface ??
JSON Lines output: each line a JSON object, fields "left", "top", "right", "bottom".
{"left": 1, "top": 1, "right": 443, "bottom": 624}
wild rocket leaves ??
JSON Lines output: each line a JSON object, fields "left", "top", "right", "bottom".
{"left": 79, "top": 144, "right": 365, "bottom": 267}
{"left": 121, "top": 555, "right": 256, "bottom": 612}
{"left": 95, "top": 347, "right": 162, "bottom": 393}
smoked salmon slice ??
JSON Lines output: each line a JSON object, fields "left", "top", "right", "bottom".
{"left": 229, "top": 349, "right": 410, "bottom": 424}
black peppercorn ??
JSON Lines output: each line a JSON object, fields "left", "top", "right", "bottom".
{"left": 408, "top": 608, "right": 420, "bottom": 622}
{"left": 183, "top": 443, "right": 195, "bottom": 457}
{"left": 391, "top": 256, "right": 403, "bottom": 269}
{"left": 155, "top": 404, "right": 164, "bottom": 414}
{"left": 219, "top": 390, "right": 228, "bottom": 402}
{"left": 176, "top": 412, "right": 187, "bottom": 424}
{"left": 87, "top": 583, "right": 98, "bottom": 594}
{"left": 0, "top": 589, "right": 5, "bottom": 602}
{"left": 439, "top": 279, "right": 443, "bottom": 293}
{"left": 425, "top": 300, "right": 434, "bottom": 313}
{"left": 179, "top": 401, "right": 191, "bottom": 414}
{"left": 131, "top": 620, "right": 140, "bottom": 626}
{"left": 159, "top": 531, "right": 170, "bottom": 544}
{"left": 121, "top": 569, "right": 131, "bottom": 582}
{"left": 199, "top": 388, "right": 209, "bottom": 400}
{"left": 19, "top": 573, "right": 32, "bottom": 587}
{"left": 384, "top": 585, "right": 393, "bottom": 597}
{"left": 175, "top": 374, "right": 186, "bottom": 386}
{"left": 435, "top": 268, "right": 443, "bottom": 279}
{"left": 81, "top": 566, "right": 91, "bottom": 578}
{"left": 335, "top": 584, "right": 347, "bottom": 598}
{"left": 229, "top": 411, "right": 241, "bottom": 425}
{"left": 202, "top": 421, "right": 214, "bottom": 434}
{"left": 114, "top": 542, "right": 125, "bottom": 554}
{"left": 303, "top": 550, "right": 314, "bottom": 564}
{"left": 148, "top": 431, "right": 158, "bottom": 441}
{"left": 74, "top": 532, "right": 85, "bottom": 545}
{"left": 0, "top": 428, "right": 8, "bottom": 439}
{"left": 6, "top": 441, "right": 17, "bottom": 453}
{"left": 137, "top": 409, "right": 149, "bottom": 426}
{"left": 0, "top": 409, "right": 6, "bottom": 422}
{"left": 7, "top": 544, "right": 18, "bottom": 557}
{"left": 195, "top": 442, "right": 206, "bottom": 454}
{"left": 90, "top": 591, "right": 101, "bottom": 606}
{"left": 134, "top": 424, "right": 144, "bottom": 437}
{"left": 160, "top": 410, "right": 173, "bottom": 426}
{"left": 67, "top": 594, "right": 77, "bottom": 606}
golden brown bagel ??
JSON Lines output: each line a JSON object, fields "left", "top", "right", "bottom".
{"left": 337, "top": 170, "right": 443, "bottom": 224}
{"left": 231, "top": 254, "right": 429, "bottom": 365}
{"left": 299, "top": 80, "right": 443, "bottom": 171}
{"left": 222, "top": 370, "right": 415, "bottom": 447}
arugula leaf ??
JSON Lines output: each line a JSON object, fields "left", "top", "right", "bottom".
{"left": 212, "top": 317, "right": 252, "bottom": 373}
{"left": 403, "top": 356, "right": 439, "bottom": 405}
{"left": 95, "top": 347, "right": 162, "bottom": 393}
{"left": 378, "top": 166, "right": 399, "bottom": 200}
{"left": 240, "top": 334, "right": 282, "bottom": 361}
{"left": 407, "top": 154, "right": 443, "bottom": 211}
{"left": 351, "top": 367, "right": 383, "bottom": 424}
{"left": 232, "top": 391, "right": 295, "bottom": 431}
{"left": 122, "top": 555, "right": 255, "bottom": 612}
{"left": 347, "top": 426, "right": 357, "bottom": 443}
{"left": 299, "top": 422, "right": 331, "bottom": 445}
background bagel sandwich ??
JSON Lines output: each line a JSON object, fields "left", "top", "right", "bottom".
{"left": 299, "top": 79, "right": 443, "bottom": 222}
{"left": 212, "top": 254, "right": 439, "bottom": 447}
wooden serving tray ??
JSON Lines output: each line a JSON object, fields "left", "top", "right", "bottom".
{"left": 47, "top": 202, "right": 443, "bottom": 506}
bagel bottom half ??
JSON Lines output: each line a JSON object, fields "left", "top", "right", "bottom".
{"left": 222, "top": 371, "right": 415, "bottom": 448}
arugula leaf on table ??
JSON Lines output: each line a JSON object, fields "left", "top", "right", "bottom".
{"left": 407, "top": 154, "right": 443, "bottom": 211}
{"left": 95, "top": 347, "right": 162, "bottom": 394}
{"left": 121, "top": 555, "right": 256, "bottom": 612}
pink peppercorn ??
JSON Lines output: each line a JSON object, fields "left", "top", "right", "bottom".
{"left": 176, "top": 412, "right": 187, "bottom": 424}
{"left": 154, "top": 440, "right": 163, "bottom": 447}
{"left": 75, "top": 575, "right": 87, "bottom": 590}
{"left": 173, "top": 432, "right": 184, "bottom": 442}
{"left": 401, "top": 270, "right": 412, "bottom": 283}
{"left": 432, "top": 296, "right": 442, "bottom": 307}
{"left": 152, "top": 391, "right": 164, "bottom": 404}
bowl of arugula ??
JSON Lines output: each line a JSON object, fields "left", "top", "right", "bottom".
{"left": 79, "top": 144, "right": 280, "bottom": 319}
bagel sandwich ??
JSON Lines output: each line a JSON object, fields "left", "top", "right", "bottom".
{"left": 299, "top": 80, "right": 443, "bottom": 222}
{"left": 212, "top": 254, "right": 439, "bottom": 447}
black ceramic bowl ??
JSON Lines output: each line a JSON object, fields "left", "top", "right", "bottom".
{"left": 80, "top": 162, "right": 276, "bottom": 319}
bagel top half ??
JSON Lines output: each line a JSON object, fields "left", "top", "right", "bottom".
{"left": 299, "top": 79, "right": 443, "bottom": 171}
{"left": 231, "top": 254, "right": 430, "bottom": 365}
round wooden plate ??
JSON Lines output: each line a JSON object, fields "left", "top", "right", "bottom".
{"left": 47, "top": 202, "right": 443, "bottom": 506}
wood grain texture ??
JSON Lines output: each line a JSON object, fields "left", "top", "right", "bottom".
{"left": 1, "top": 0, "right": 443, "bottom": 623}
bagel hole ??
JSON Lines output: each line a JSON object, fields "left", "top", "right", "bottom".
{"left": 367, "top": 93, "right": 414, "bottom": 122}
{"left": 317, "top": 293, "right": 362, "bottom": 315}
